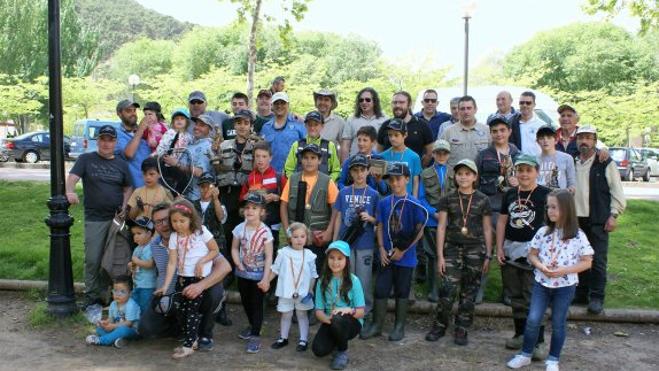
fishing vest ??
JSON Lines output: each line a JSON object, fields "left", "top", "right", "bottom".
{"left": 295, "top": 138, "right": 330, "bottom": 175}
{"left": 586, "top": 156, "right": 613, "bottom": 225}
{"left": 421, "top": 165, "right": 454, "bottom": 209}
{"left": 287, "top": 172, "right": 332, "bottom": 231}
{"left": 216, "top": 138, "right": 257, "bottom": 187}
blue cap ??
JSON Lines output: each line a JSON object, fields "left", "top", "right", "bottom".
{"left": 387, "top": 118, "right": 407, "bottom": 133}
{"left": 383, "top": 162, "right": 410, "bottom": 178}
{"left": 127, "top": 217, "right": 154, "bottom": 232}
{"left": 326, "top": 240, "right": 350, "bottom": 257}
{"left": 349, "top": 154, "right": 370, "bottom": 169}
{"left": 304, "top": 111, "right": 324, "bottom": 125}
{"left": 97, "top": 125, "right": 117, "bottom": 139}
{"left": 171, "top": 107, "right": 190, "bottom": 120}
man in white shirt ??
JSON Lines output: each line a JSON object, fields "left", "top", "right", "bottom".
{"left": 510, "top": 91, "right": 544, "bottom": 157}
{"left": 340, "top": 87, "right": 387, "bottom": 160}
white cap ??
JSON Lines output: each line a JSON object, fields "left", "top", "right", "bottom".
{"left": 272, "top": 92, "right": 289, "bottom": 103}
{"left": 576, "top": 125, "right": 597, "bottom": 135}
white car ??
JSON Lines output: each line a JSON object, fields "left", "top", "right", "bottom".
{"left": 640, "top": 148, "right": 659, "bottom": 177}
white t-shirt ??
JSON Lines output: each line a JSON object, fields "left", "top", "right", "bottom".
{"left": 168, "top": 226, "right": 214, "bottom": 277}
{"left": 518, "top": 114, "right": 544, "bottom": 157}
{"left": 271, "top": 246, "right": 318, "bottom": 299}
{"left": 232, "top": 221, "right": 274, "bottom": 280}
{"left": 531, "top": 226, "right": 594, "bottom": 288}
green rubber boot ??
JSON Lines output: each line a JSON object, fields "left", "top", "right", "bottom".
{"left": 388, "top": 299, "right": 409, "bottom": 341}
{"left": 360, "top": 299, "right": 387, "bottom": 339}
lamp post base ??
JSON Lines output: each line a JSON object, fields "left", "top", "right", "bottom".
{"left": 45, "top": 194, "right": 77, "bottom": 317}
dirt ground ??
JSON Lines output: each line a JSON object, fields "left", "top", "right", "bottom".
{"left": 0, "top": 291, "right": 657, "bottom": 371}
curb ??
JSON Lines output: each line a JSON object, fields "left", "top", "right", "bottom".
{"left": 2, "top": 279, "right": 658, "bottom": 324}
{"left": 0, "top": 161, "right": 74, "bottom": 170}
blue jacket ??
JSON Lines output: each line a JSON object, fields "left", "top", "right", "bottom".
{"left": 415, "top": 111, "right": 452, "bottom": 140}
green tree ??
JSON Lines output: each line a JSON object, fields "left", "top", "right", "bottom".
{"left": 583, "top": 0, "right": 658, "bottom": 34}
{"left": 104, "top": 38, "right": 176, "bottom": 81}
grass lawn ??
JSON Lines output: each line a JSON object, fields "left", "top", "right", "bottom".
{"left": 1, "top": 180, "right": 657, "bottom": 310}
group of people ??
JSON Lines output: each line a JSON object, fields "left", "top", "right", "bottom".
{"left": 65, "top": 77, "right": 626, "bottom": 370}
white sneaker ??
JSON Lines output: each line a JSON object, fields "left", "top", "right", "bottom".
{"left": 507, "top": 354, "right": 532, "bottom": 369}
{"left": 85, "top": 335, "right": 100, "bottom": 345}
{"left": 545, "top": 360, "right": 559, "bottom": 371}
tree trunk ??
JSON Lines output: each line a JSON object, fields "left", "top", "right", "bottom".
{"left": 246, "top": 0, "right": 262, "bottom": 104}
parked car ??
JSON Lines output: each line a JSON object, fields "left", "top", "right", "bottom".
{"left": 4, "top": 131, "right": 71, "bottom": 163}
{"left": 0, "top": 139, "right": 9, "bottom": 162}
{"left": 609, "top": 147, "right": 650, "bottom": 182}
{"left": 639, "top": 147, "right": 659, "bottom": 178}
{"left": 69, "top": 119, "right": 121, "bottom": 159}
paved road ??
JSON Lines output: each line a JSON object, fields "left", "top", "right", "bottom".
{"left": 1, "top": 167, "right": 658, "bottom": 201}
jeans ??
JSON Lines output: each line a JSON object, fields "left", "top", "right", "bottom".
{"left": 521, "top": 282, "right": 576, "bottom": 361}
{"left": 132, "top": 287, "right": 155, "bottom": 314}
{"left": 96, "top": 325, "right": 139, "bottom": 346}
{"left": 350, "top": 249, "right": 373, "bottom": 312}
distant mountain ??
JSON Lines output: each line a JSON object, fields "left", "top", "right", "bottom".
{"left": 75, "top": 0, "right": 195, "bottom": 60}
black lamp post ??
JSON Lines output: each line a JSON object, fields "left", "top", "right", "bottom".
{"left": 45, "top": 0, "right": 76, "bottom": 317}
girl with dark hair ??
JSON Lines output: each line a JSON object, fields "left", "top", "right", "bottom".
{"left": 312, "top": 240, "right": 365, "bottom": 370}
{"left": 507, "top": 189, "right": 593, "bottom": 371}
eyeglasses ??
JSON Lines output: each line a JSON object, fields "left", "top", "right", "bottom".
{"left": 112, "top": 289, "right": 128, "bottom": 296}
{"left": 519, "top": 101, "right": 534, "bottom": 106}
{"left": 154, "top": 217, "right": 169, "bottom": 226}
{"left": 359, "top": 98, "right": 372, "bottom": 103}
{"left": 190, "top": 100, "right": 204, "bottom": 105}
{"left": 423, "top": 99, "right": 437, "bottom": 103}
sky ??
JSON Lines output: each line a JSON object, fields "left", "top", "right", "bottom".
{"left": 135, "top": 0, "right": 638, "bottom": 78}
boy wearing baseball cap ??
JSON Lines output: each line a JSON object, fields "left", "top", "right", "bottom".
{"left": 379, "top": 118, "right": 422, "bottom": 197}
{"left": 284, "top": 111, "right": 341, "bottom": 180}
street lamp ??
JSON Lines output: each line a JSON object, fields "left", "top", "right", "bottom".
{"left": 46, "top": 0, "right": 76, "bottom": 317}
{"left": 462, "top": 2, "right": 476, "bottom": 96}
{"left": 128, "top": 74, "right": 140, "bottom": 101}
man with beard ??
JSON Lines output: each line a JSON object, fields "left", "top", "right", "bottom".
{"left": 414, "top": 89, "right": 451, "bottom": 141}
{"left": 188, "top": 90, "right": 230, "bottom": 137}
{"left": 573, "top": 126, "right": 625, "bottom": 314}
{"left": 378, "top": 91, "right": 434, "bottom": 166}
{"left": 116, "top": 99, "right": 152, "bottom": 188}
{"left": 441, "top": 95, "right": 490, "bottom": 168}
{"left": 341, "top": 87, "right": 388, "bottom": 160}
{"left": 487, "top": 91, "right": 517, "bottom": 123}
{"left": 314, "top": 89, "right": 346, "bottom": 149}
{"left": 555, "top": 104, "right": 610, "bottom": 162}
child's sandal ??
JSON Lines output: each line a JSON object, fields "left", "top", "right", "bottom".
{"left": 172, "top": 346, "right": 194, "bottom": 359}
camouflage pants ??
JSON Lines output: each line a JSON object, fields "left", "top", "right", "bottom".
{"left": 433, "top": 242, "right": 484, "bottom": 330}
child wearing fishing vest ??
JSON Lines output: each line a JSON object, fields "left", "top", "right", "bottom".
{"left": 284, "top": 111, "right": 341, "bottom": 181}
{"left": 418, "top": 139, "right": 454, "bottom": 302}
{"left": 280, "top": 143, "right": 338, "bottom": 274}
{"left": 425, "top": 159, "right": 492, "bottom": 346}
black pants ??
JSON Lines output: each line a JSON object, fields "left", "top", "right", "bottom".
{"left": 308, "top": 243, "right": 327, "bottom": 277}
{"left": 176, "top": 276, "right": 205, "bottom": 347}
{"left": 237, "top": 277, "right": 265, "bottom": 336}
{"left": 199, "top": 281, "right": 224, "bottom": 339}
{"left": 577, "top": 218, "right": 609, "bottom": 301}
{"left": 374, "top": 264, "right": 413, "bottom": 299}
{"left": 312, "top": 314, "right": 361, "bottom": 356}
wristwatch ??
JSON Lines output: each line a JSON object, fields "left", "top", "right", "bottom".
{"left": 484, "top": 255, "right": 492, "bottom": 260}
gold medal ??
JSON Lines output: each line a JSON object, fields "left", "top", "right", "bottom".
{"left": 305, "top": 204, "right": 311, "bottom": 210}
{"left": 461, "top": 227, "right": 469, "bottom": 236}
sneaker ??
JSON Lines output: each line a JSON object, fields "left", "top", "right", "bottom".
{"left": 425, "top": 325, "right": 446, "bottom": 342}
{"left": 505, "top": 335, "right": 524, "bottom": 350}
{"left": 246, "top": 337, "right": 261, "bottom": 353}
{"left": 296, "top": 340, "right": 308, "bottom": 352}
{"left": 532, "top": 342, "right": 548, "bottom": 361}
{"left": 85, "top": 335, "right": 100, "bottom": 345}
{"left": 198, "top": 337, "right": 214, "bottom": 352}
{"left": 507, "top": 354, "right": 532, "bottom": 369}
{"left": 454, "top": 327, "right": 468, "bottom": 346}
{"left": 545, "top": 360, "right": 560, "bottom": 371}
{"left": 238, "top": 327, "right": 252, "bottom": 340}
{"left": 330, "top": 351, "right": 349, "bottom": 370}
{"left": 271, "top": 337, "right": 288, "bottom": 349}
{"left": 587, "top": 298, "right": 603, "bottom": 315}
{"left": 113, "top": 338, "right": 126, "bottom": 349}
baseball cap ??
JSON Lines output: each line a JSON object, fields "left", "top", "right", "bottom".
{"left": 557, "top": 104, "right": 577, "bottom": 114}
{"left": 143, "top": 101, "right": 162, "bottom": 113}
{"left": 576, "top": 126, "right": 597, "bottom": 135}
{"left": 233, "top": 109, "right": 254, "bottom": 124}
{"left": 116, "top": 99, "right": 140, "bottom": 112}
{"left": 243, "top": 192, "right": 266, "bottom": 206}
{"left": 387, "top": 118, "right": 407, "bottom": 133}
{"left": 127, "top": 217, "right": 154, "bottom": 232}
{"left": 272, "top": 92, "right": 289, "bottom": 103}
{"left": 349, "top": 154, "right": 370, "bottom": 169}
{"left": 257, "top": 89, "right": 272, "bottom": 98}
{"left": 198, "top": 173, "right": 215, "bottom": 185}
{"left": 514, "top": 154, "right": 539, "bottom": 168}
{"left": 536, "top": 125, "right": 557, "bottom": 138}
{"left": 432, "top": 139, "right": 451, "bottom": 153}
{"left": 487, "top": 115, "right": 510, "bottom": 128}
{"left": 383, "top": 162, "right": 411, "bottom": 178}
{"left": 191, "top": 113, "right": 217, "bottom": 128}
{"left": 97, "top": 125, "right": 117, "bottom": 139}
{"left": 188, "top": 91, "right": 207, "bottom": 103}
{"left": 326, "top": 240, "right": 350, "bottom": 257}
{"left": 300, "top": 143, "right": 322, "bottom": 157}
{"left": 304, "top": 111, "right": 324, "bottom": 125}
{"left": 454, "top": 159, "right": 478, "bottom": 174}
{"left": 171, "top": 107, "right": 190, "bottom": 120}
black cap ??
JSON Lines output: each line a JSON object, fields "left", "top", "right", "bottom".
{"left": 557, "top": 104, "right": 576, "bottom": 114}
{"left": 387, "top": 118, "right": 407, "bottom": 133}
{"left": 198, "top": 173, "right": 215, "bottom": 185}
{"left": 233, "top": 109, "right": 254, "bottom": 124}
{"left": 116, "top": 99, "right": 140, "bottom": 112}
{"left": 243, "top": 192, "right": 266, "bottom": 206}
{"left": 536, "top": 125, "right": 557, "bottom": 138}
{"left": 300, "top": 143, "right": 322, "bottom": 157}
{"left": 188, "top": 90, "right": 207, "bottom": 103}
{"left": 127, "top": 217, "right": 154, "bottom": 232}
{"left": 383, "top": 162, "right": 410, "bottom": 178}
{"left": 349, "top": 154, "right": 370, "bottom": 169}
{"left": 97, "top": 125, "right": 117, "bottom": 139}
{"left": 487, "top": 114, "right": 510, "bottom": 128}
{"left": 304, "top": 111, "right": 324, "bottom": 125}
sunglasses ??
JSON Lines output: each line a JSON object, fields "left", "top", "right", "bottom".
{"left": 190, "top": 100, "right": 205, "bottom": 105}
{"left": 112, "top": 289, "right": 129, "bottom": 296}
{"left": 519, "top": 101, "right": 534, "bottom": 106}
{"left": 424, "top": 99, "right": 437, "bottom": 103}
{"left": 359, "top": 98, "right": 372, "bottom": 103}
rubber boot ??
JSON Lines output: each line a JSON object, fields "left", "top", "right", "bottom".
{"left": 360, "top": 299, "right": 387, "bottom": 339}
{"left": 426, "top": 256, "right": 439, "bottom": 303}
{"left": 388, "top": 299, "right": 409, "bottom": 341}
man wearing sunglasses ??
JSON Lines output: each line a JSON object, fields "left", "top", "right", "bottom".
{"left": 341, "top": 87, "right": 388, "bottom": 160}
{"left": 414, "top": 89, "right": 451, "bottom": 141}
{"left": 139, "top": 202, "right": 232, "bottom": 350}
{"left": 188, "top": 90, "right": 230, "bottom": 137}
{"left": 509, "top": 91, "right": 545, "bottom": 157}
